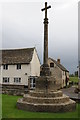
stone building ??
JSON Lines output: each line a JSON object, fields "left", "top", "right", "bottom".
{"left": 40, "top": 57, "right": 69, "bottom": 88}
{"left": 48, "top": 58, "right": 69, "bottom": 88}
{"left": 0, "top": 47, "right": 40, "bottom": 95}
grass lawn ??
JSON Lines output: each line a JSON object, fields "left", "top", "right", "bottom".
{"left": 69, "top": 77, "right": 78, "bottom": 83}
{"left": 1, "top": 94, "right": 80, "bottom": 118}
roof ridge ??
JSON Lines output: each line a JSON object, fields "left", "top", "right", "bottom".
{"left": 0, "top": 47, "right": 35, "bottom": 51}
{"left": 1, "top": 47, "right": 36, "bottom": 65}
{"left": 48, "top": 57, "right": 69, "bottom": 72}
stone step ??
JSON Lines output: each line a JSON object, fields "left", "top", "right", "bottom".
{"left": 17, "top": 98, "right": 76, "bottom": 112}
{"left": 28, "top": 90, "right": 63, "bottom": 98}
{"left": 23, "top": 94, "right": 69, "bottom": 104}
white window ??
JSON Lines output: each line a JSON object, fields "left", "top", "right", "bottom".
{"left": 14, "top": 78, "right": 21, "bottom": 83}
{"left": 3, "top": 64, "right": 8, "bottom": 70}
{"left": 30, "top": 77, "right": 36, "bottom": 89}
{"left": 16, "top": 64, "right": 21, "bottom": 70}
{"left": 3, "top": 77, "right": 9, "bottom": 83}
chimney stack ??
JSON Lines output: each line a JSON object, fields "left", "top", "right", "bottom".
{"left": 57, "top": 59, "right": 60, "bottom": 64}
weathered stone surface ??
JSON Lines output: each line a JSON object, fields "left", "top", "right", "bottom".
{"left": 16, "top": 72, "right": 76, "bottom": 112}
{"left": 29, "top": 90, "right": 63, "bottom": 97}
{"left": 16, "top": 2, "right": 76, "bottom": 113}
{"left": 40, "top": 65, "right": 51, "bottom": 76}
{"left": 2, "top": 84, "right": 28, "bottom": 96}
{"left": 23, "top": 94, "right": 69, "bottom": 104}
{"left": 40, "top": 2, "right": 51, "bottom": 77}
{"left": 17, "top": 98, "right": 76, "bottom": 112}
{"left": 35, "top": 76, "right": 61, "bottom": 92}
{"left": 16, "top": 86, "right": 76, "bottom": 112}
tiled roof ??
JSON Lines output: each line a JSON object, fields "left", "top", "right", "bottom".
{"left": 48, "top": 57, "right": 69, "bottom": 72}
{"left": 0, "top": 47, "right": 35, "bottom": 65}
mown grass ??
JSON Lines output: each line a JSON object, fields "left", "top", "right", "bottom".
{"left": 69, "top": 77, "right": 78, "bottom": 83}
{"left": 0, "top": 94, "right": 2, "bottom": 119}
{"left": 1, "top": 94, "right": 80, "bottom": 118}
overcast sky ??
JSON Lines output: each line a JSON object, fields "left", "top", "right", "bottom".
{"left": 0, "top": 0, "right": 79, "bottom": 74}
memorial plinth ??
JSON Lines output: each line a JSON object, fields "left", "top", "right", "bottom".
{"left": 17, "top": 86, "right": 76, "bottom": 112}
{"left": 17, "top": 2, "right": 76, "bottom": 112}
{"left": 17, "top": 67, "right": 76, "bottom": 112}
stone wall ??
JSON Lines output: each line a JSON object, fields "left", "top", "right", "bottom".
{"left": 1, "top": 84, "right": 28, "bottom": 96}
{"left": 48, "top": 59, "right": 69, "bottom": 88}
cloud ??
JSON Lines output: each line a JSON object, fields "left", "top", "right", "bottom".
{"left": 1, "top": 1, "right": 78, "bottom": 74}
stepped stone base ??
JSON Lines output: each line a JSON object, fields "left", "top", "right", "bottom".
{"left": 17, "top": 90, "right": 76, "bottom": 112}
{"left": 28, "top": 90, "right": 63, "bottom": 98}
{"left": 17, "top": 95, "right": 76, "bottom": 113}
{"left": 17, "top": 76, "right": 76, "bottom": 112}
{"left": 17, "top": 100, "right": 76, "bottom": 113}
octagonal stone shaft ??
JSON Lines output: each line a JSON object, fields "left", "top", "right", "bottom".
{"left": 41, "top": 2, "right": 51, "bottom": 65}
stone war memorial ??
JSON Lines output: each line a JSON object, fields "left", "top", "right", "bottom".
{"left": 17, "top": 2, "right": 76, "bottom": 112}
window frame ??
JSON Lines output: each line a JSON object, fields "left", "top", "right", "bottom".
{"left": 30, "top": 77, "right": 36, "bottom": 89}
{"left": 63, "top": 71, "right": 65, "bottom": 76}
{"left": 3, "top": 64, "right": 8, "bottom": 70}
{"left": 50, "top": 63, "right": 54, "bottom": 68}
{"left": 16, "top": 64, "right": 21, "bottom": 70}
{"left": 14, "top": 77, "right": 21, "bottom": 83}
{"left": 3, "top": 77, "right": 9, "bottom": 83}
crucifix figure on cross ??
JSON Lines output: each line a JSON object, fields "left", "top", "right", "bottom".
{"left": 41, "top": 2, "right": 51, "bottom": 76}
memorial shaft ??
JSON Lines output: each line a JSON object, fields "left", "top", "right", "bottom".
{"left": 44, "top": 13, "right": 48, "bottom": 65}
{"left": 41, "top": 2, "right": 51, "bottom": 65}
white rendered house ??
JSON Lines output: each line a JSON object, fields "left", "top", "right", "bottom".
{"left": 0, "top": 47, "right": 40, "bottom": 89}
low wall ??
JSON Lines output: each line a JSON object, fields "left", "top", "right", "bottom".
{"left": 1, "top": 84, "right": 28, "bottom": 96}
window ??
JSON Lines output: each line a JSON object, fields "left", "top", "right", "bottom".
{"left": 14, "top": 78, "right": 21, "bottom": 83}
{"left": 63, "top": 79, "right": 64, "bottom": 84}
{"left": 50, "top": 63, "right": 54, "bottom": 67}
{"left": 63, "top": 71, "right": 65, "bottom": 76}
{"left": 30, "top": 77, "right": 36, "bottom": 89}
{"left": 16, "top": 64, "right": 21, "bottom": 70}
{"left": 79, "top": 68, "right": 80, "bottom": 79}
{"left": 24, "top": 85, "right": 28, "bottom": 89}
{"left": 3, "top": 77, "right": 9, "bottom": 83}
{"left": 3, "top": 64, "right": 8, "bottom": 70}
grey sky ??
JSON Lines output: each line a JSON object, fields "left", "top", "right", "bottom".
{"left": 0, "top": 0, "right": 78, "bottom": 74}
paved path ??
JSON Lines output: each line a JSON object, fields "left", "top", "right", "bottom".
{"left": 61, "top": 86, "right": 80, "bottom": 100}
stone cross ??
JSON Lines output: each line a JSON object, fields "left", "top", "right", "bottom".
{"left": 41, "top": 2, "right": 51, "bottom": 65}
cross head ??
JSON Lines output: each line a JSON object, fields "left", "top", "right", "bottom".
{"left": 41, "top": 2, "right": 51, "bottom": 18}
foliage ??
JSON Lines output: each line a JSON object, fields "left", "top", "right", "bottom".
{"left": 2, "top": 94, "right": 79, "bottom": 118}
{"left": 74, "top": 71, "right": 78, "bottom": 77}
{"left": 69, "top": 77, "right": 78, "bottom": 83}
{"left": 69, "top": 74, "right": 75, "bottom": 77}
